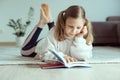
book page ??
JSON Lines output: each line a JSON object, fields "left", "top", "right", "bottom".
{"left": 66, "top": 61, "right": 91, "bottom": 68}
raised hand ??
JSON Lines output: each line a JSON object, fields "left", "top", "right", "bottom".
{"left": 75, "top": 26, "right": 88, "bottom": 37}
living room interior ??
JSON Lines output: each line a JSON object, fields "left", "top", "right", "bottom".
{"left": 0, "top": 0, "right": 120, "bottom": 80}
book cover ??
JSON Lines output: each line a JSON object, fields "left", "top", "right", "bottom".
{"left": 40, "top": 61, "right": 65, "bottom": 69}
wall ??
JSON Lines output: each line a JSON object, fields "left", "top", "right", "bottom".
{"left": 0, "top": 0, "right": 120, "bottom": 42}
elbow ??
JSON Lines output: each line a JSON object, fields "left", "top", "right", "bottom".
{"left": 81, "top": 53, "right": 92, "bottom": 61}
{"left": 71, "top": 51, "right": 92, "bottom": 61}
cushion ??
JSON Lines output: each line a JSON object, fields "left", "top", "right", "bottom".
{"left": 106, "top": 16, "right": 120, "bottom": 21}
{"left": 92, "top": 22, "right": 118, "bottom": 46}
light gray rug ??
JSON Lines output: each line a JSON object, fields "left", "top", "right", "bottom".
{"left": 88, "top": 46, "right": 120, "bottom": 64}
{"left": 0, "top": 46, "right": 120, "bottom": 65}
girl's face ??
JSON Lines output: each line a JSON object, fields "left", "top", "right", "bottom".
{"left": 65, "top": 17, "right": 84, "bottom": 38}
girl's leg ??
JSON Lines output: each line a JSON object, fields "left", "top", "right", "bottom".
{"left": 21, "top": 22, "right": 54, "bottom": 57}
{"left": 21, "top": 4, "right": 54, "bottom": 57}
{"left": 21, "top": 27, "right": 42, "bottom": 57}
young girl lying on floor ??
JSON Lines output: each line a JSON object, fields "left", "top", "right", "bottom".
{"left": 21, "top": 4, "right": 93, "bottom": 63}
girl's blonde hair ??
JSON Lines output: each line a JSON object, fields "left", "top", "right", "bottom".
{"left": 54, "top": 5, "right": 93, "bottom": 45}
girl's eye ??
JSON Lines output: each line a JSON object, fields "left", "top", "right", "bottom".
{"left": 77, "top": 27, "right": 81, "bottom": 29}
{"left": 69, "top": 26, "right": 74, "bottom": 28}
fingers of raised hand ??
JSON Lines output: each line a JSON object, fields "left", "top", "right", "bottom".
{"left": 83, "top": 26, "right": 87, "bottom": 35}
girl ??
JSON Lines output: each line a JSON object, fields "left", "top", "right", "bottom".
{"left": 21, "top": 4, "right": 93, "bottom": 63}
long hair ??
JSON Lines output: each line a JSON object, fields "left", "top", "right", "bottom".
{"left": 54, "top": 5, "right": 93, "bottom": 45}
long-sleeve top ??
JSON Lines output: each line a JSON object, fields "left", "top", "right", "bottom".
{"left": 35, "top": 27, "right": 93, "bottom": 61}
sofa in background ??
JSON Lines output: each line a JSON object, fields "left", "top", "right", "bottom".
{"left": 106, "top": 16, "right": 120, "bottom": 44}
{"left": 92, "top": 16, "right": 120, "bottom": 46}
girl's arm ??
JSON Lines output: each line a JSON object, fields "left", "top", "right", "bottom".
{"left": 70, "top": 36, "right": 93, "bottom": 61}
{"left": 69, "top": 25, "right": 92, "bottom": 61}
{"left": 35, "top": 28, "right": 64, "bottom": 63}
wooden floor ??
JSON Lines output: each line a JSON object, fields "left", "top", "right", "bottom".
{"left": 0, "top": 64, "right": 120, "bottom": 80}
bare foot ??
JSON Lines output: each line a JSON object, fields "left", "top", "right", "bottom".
{"left": 41, "top": 4, "right": 52, "bottom": 22}
{"left": 37, "top": 4, "right": 52, "bottom": 28}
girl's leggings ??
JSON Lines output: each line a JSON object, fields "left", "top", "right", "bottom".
{"left": 21, "top": 22, "right": 54, "bottom": 57}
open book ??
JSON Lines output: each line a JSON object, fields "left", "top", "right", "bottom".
{"left": 40, "top": 49, "right": 91, "bottom": 69}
